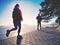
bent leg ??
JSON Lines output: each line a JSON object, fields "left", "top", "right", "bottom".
{"left": 9, "top": 22, "right": 17, "bottom": 31}
{"left": 9, "top": 28, "right": 17, "bottom": 31}
{"left": 6, "top": 22, "right": 17, "bottom": 37}
{"left": 6, "top": 27, "right": 17, "bottom": 37}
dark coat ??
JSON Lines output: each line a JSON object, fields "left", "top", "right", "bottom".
{"left": 36, "top": 16, "right": 42, "bottom": 23}
{"left": 12, "top": 8, "right": 23, "bottom": 22}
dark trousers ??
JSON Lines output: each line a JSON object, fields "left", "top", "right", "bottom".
{"left": 37, "top": 21, "right": 41, "bottom": 30}
{"left": 10, "top": 21, "right": 21, "bottom": 35}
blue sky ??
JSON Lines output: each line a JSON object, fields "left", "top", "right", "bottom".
{"left": 0, "top": 0, "right": 44, "bottom": 16}
{"left": 0, "top": 0, "right": 57, "bottom": 27}
{"left": 0, "top": 0, "right": 14, "bottom": 15}
{"left": 0, "top": 0, "right": 45, "bottom": 25}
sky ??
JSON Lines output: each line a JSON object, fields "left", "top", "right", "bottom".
{"left": 0, "top": 0, "right": 57, "bottom": 27}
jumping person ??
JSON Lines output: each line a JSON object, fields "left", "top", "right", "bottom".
{"left": 6, "top": 4, "right": 23, "bottom": 37}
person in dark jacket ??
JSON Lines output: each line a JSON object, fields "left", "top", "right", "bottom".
{"left": 36, "top": 14, "right": 42, "bottom": 30}
{"left": 6, "top": 4, "right": 23, "bottom": 37}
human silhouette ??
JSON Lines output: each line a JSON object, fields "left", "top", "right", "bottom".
{"left": 6, "top": 4, "right": 23, "bottom": 37}
{"left": 36, "top": 14, "right": 42, "bottom": 30}
{"left": 16, "top": 35, "right": 23, "bottom": 45}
